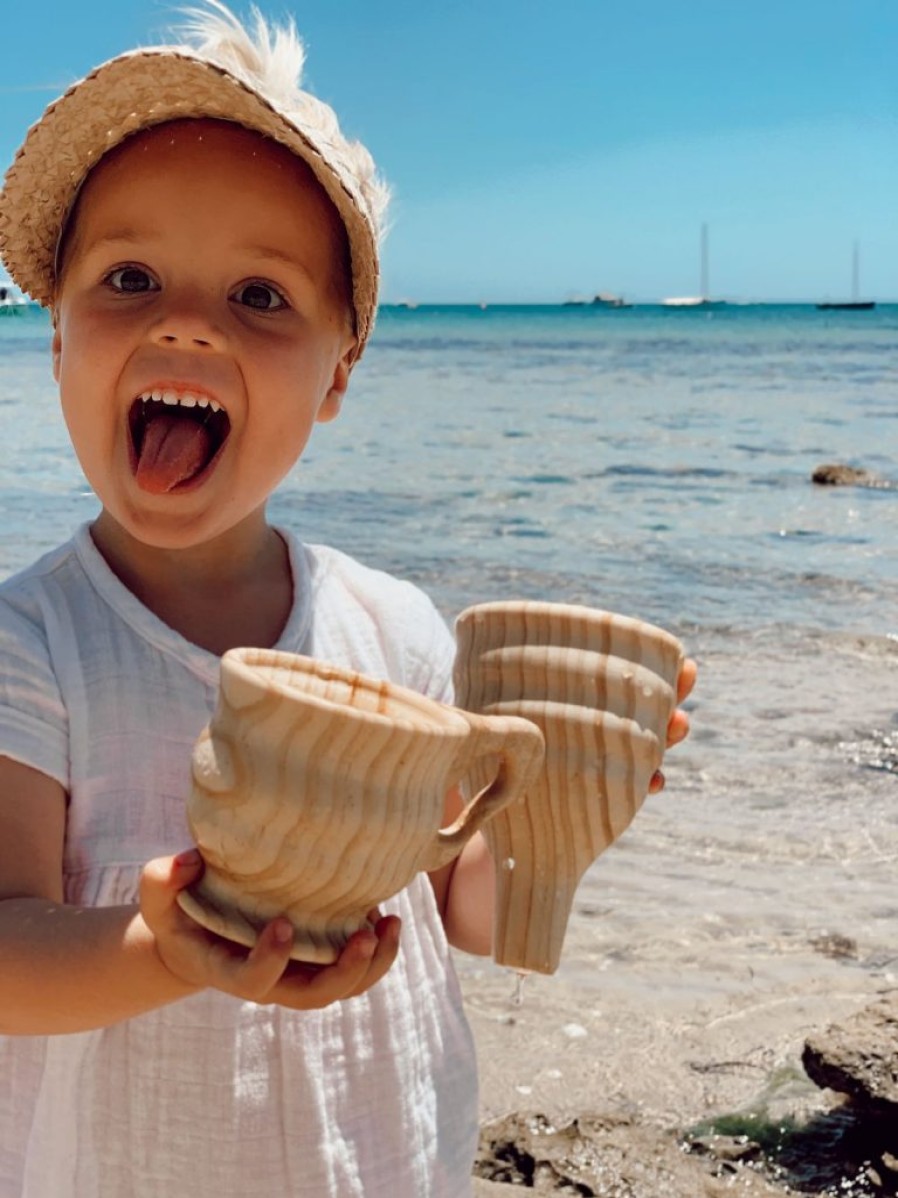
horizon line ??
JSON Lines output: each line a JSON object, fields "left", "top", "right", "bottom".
{"left": 380, "top": 297, "right": 897, "bottom": 307}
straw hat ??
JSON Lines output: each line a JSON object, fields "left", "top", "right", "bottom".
{"left": 0, "top": 2, "right": 389, "bottom": 357}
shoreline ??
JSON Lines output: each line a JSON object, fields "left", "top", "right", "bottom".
{"left": 463, "top": 950, "right": 886, "bottom": 1131}
{"left": 461, "top": 922, "right": 892, "bottom": 1194}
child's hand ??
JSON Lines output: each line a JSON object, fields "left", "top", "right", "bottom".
{"left": 648, "top": 656, "right": 697, "bottom": 794}
{"left": 140, "top": 851, "right": 401, "bottom": 1008}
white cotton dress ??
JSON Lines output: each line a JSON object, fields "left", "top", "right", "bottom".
{"left": 0, "top": 525, "right": 479, "bottom": 1198}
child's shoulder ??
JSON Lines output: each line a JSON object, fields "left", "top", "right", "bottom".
{"left": 302, "top": 540, "right": 450, "bottom": 640}
{"left": 0, "top": 534, "right": 87, "bottom": 685}
{"left": 295, "top": 537, "right": 454, "bottom": 699}
{"left": 304, "top": 540, "right": 435, "bottom": 609}
{"left": 0, "top": 531, "right": 85, "bottom": 616}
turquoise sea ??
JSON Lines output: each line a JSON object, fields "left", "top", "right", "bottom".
{"left": 1, "top": 301, "right": 897, "bottom": 1016}
{"left": 2, "top": 302, "right": 896, "bottom": 633}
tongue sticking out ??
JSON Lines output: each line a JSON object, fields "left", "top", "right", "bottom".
{"left": 135, "top": 411, "right": 215, "bottom": 494}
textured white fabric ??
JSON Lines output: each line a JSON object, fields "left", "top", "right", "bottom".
{"left": 0, "top": 525, "right": 478, "bottom": 1198}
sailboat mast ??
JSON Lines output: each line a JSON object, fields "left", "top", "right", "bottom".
{"left": 852, "top": 240, "right": 859, "bottom": 302}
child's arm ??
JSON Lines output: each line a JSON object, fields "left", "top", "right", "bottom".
{"left": 0, "top": 756, "right": 400, "bottom": 1034}
{"left": 0, "top": 755, "right": 198, "bottom": 1033}
{"left": 428, "top": 789, "right": 495, "bottom": 956}
{"left": 432, "top": 658, "right": 697, "bottom": 955}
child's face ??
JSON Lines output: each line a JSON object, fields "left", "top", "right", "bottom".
{"left": 51, "top": 119, "right": 356, "bottom": 552}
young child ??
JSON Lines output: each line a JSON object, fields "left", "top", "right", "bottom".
{"left": 0, "top": 5, "right": 694, "bottom": 1195}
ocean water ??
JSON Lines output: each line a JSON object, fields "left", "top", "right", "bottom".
{"left": 1, "top": 302, "right": 897, "bottom": 1018}
{"left": 2, "top": 303, "right": 896, "bottom": 630}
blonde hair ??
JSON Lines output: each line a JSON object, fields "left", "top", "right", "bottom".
{"left": 176, "top": 1, "right": 390, "bottom": 242}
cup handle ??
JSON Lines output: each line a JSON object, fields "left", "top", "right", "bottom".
{"left": 419, "top": 711, "right": 545, "bottom": 873}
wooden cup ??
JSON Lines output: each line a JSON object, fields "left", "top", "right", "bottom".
{"left": 177, "top": 648, "right": 545, "bottom": 963}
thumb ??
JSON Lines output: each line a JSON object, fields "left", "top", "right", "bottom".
{"left": 140, "top": 850, "right": 203, "bottom": 926}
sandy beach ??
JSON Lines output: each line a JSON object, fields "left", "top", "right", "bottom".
{"left": 459, "top": 624, "right": 898, "bottom": 1194}
{"left": 465, "top": 947, "right": 889, "bottom": 1194}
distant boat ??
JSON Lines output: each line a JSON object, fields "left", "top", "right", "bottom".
{"left": 0, "top": 284, "right": 28, "bottom": 315}
{"left": 663, "top": 223, "right": 727, "bottom": 308}
{"left": 662, "top": 296, "right": 728, "bottom": 310}
{"left": 816, "top": 241, "right": 876, "bottom": 311}
{"left": 817, "top": 300, "right": 875, "bottom": 311}
{"left": 563, "top": 292, "right": 631, "bottom": 308}
{"left": 591, "top": 292, "right": 631, "bottom": 309}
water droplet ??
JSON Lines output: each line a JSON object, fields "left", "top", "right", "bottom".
{"left": 512, "top": 969, "right": 530, "bottom": 1006}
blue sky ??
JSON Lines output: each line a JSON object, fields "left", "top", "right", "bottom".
{"left": 2, "top": 1, "right": 895, "bottom": 302}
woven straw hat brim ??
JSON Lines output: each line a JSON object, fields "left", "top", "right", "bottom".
{"left": 0, "top": 48, "right": 378, "bottom": 352}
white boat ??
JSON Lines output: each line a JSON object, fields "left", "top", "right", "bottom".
{"left": 663, "top": 223, "right": 727, "bottom": 308}
{"left": 662, "top": 295, "right": 728, "bottom": 309}
{"left": 0, "top": 283, "right": 29, "bottom": 315}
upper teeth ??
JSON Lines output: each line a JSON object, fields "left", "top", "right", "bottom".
{"left": 139, "top": 389, "right": 222, "bottom": 412}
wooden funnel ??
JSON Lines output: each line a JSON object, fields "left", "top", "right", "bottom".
{"left": 453, "top": 601, "right": 684, "bottom": 974}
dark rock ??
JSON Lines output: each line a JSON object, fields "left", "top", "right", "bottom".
{"left": 812, "top": 463, "right": 894, "bottom": 489}
{"left": 687, "top": 1132, "right": 762, "bottom": 1163}
{"left": 809, "top": 932, "right": 859, "bottom": 960}
{"left": 688, "top": 1102, "right": 898, "bottom": 1194}
{"left": 475, "top": 1111, "right": 787, "bottom": 1196}
{"left": 802, "top": 996, "right": 898, "bottom": 1116}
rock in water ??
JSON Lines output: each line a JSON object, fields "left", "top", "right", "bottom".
{"left": 802, "top": 995, "right": 898, "bottom": 1115}
{"left": 811, "top": 463, "right": 892, "bottom": 488}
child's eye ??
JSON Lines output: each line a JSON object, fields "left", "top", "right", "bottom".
{"left": 105, "top": 266, "right": 158, "bottom": 293}
{"left": 232, "top": 282, "right": 287, "bottom": 311}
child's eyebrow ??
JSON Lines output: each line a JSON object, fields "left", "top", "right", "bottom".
{"left": 77, "top": 229, "right": 147, "bottom": 256}
{"left": 242, "top": 245, "right": 317, "bottom": 282}
{"left": 78, "top": 233, "right": 316, "bottom": 282}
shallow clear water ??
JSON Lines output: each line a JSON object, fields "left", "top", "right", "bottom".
{"left": 303, "top": 304, "right": 897, "bottom": 639}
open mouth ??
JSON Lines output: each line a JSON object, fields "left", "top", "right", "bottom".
{"left": 128, "top": 391, "right": 231, "bottom": 494}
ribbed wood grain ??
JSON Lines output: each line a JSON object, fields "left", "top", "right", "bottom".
{"left": 453, "top": 602, "right": 684, "bottom": 975}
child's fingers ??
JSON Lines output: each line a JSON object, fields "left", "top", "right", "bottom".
{"left": 666, "top": 657, "right": 697, "bottom": 748}
{"left": 208, "top": 917, "right": 297, "bottom": 1001}
{"left": 299, "top": 927, "right": 380, "bottom": 1001}
{"left": 652, "top": 665, "right": 697, "bottom": 790}
{"left": 321, "top": 910, "right": 400, "bottom": 1000}
{"left": 271, "top": 914, "right": 401, "bottom": 1008}
{"left": 139, "top": 851, "right": 202, "bottom": 929}
{"left": 677, "top": 658, "right": 698, "bottom": 703}
{"left": 202, "top": 916, "right": 390, "bottom": 1009}
{"left": 142, "top": 859, "right": 401, "bottom": 1007}
{"left": 666, "top": 708, "right": 690, "bottom": 748}
{"left": 341, "top": 914, "right": 401, "bottom": 998}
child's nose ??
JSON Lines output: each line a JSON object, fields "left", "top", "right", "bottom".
{"left": 149, "top": 296, "right": 226, "bottom": 351}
